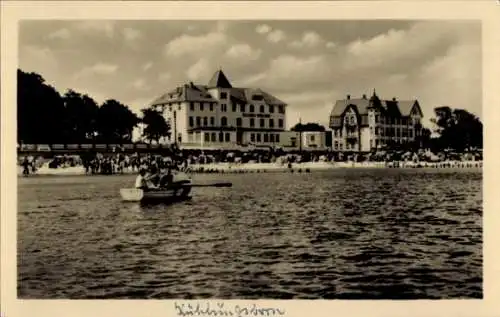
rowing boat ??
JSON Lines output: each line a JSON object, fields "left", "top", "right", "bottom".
{"left": 120, "top": 181, "right": 192, "bottom": 203}
{"left": 120, "top": 171, "right": 232, "bottom": 203}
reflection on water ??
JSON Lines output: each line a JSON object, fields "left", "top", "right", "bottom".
{"left": 17, "top": 169, "right": 482, "bottom": 299}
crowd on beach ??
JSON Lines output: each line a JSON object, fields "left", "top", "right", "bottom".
{"left": 19, "top": 147, "right": 482, "bottom": 176}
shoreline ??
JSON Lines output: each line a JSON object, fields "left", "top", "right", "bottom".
{"left": 18, "top": 160, "right": 483, "bottom": 177}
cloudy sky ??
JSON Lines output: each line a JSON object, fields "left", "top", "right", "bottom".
{"left": 19, "top": 20, "right": 481, "bottom": 128}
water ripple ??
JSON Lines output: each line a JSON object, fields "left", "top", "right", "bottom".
{"left": 18, "top": 168, "right": 482, "bottom": 299}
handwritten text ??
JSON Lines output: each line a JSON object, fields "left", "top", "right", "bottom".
{"left": 174, "top": 302, "right": 286, "bottom": 317}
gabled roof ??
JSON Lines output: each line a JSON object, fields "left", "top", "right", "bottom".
{"left": 330, "top": 98, "right": 370, "bottom": 117}
{"left": 330, "top": 94, "right": 419, "bottom": 119}
{"left": 207, "top": 70, "right": 232, "bottom": 88}
{"left": 150, "top": 84, "right": 216, "bottom": 106}
{"left": 150, "top": 70, "right": 288, "bottom": 107}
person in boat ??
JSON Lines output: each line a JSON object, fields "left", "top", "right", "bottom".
{"left": 158, "top": 167, "right": 174, "bottom": 189}
{"left": 135, "top": 168, "right": 159, "bottom": 191}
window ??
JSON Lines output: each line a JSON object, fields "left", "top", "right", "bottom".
{"left": 196, "top": 117, "right": 201, "bottom": 126}
{"left": 189, "top": 117, "right": 194, "bottom": 127}
{"left": 190, "top": 103, "right": 194, "bottom": 111}
{"left": 200, "top": 103, "right": 204, "bottom": 111}
{"left": 219, "top": 132, "right": 224, "bottom": 142}
{"left": 270, "top": 134, "right": 274, "bottom": 142}
{"left": 260, "top": 119, "right": 265, "bottom": 128}
{"left": 252, "top": 95, "right": 264, "bottom": 101}
{"left": 269, "top": 105, "right": 274, "bottom": 113}
{"left": 220, "top": 92, "right": 227, "bottom": 99}
{"left": 204, "top": 133, "right": 209, "bottom": 142}
{"left": 264, "top": 134, "right": 268, "bottom": 142}
{"left": 221, "top": 117, "right": 227, "bottom": 126}
{"left": 311, "top": 135, "right": 315, "bottom": 142}
{"left": 279, "top": 105, "right": 285, "bottom": 114}
{"left": 211, "top": 133, "right": 216, "bottom": 142}
{"left": 169, "top": 105, "right": 173, "bottom": 112}
{"left": 259, "top": 105, "right": 265, "bottom": 113}
{"left": 221, "top": 104, "right": 227, "bottom": 112}
{"left": 210, "top": 117, "right": 215, "bottom": 126}
{"left": 203, "top": 117, "right": 208, "bottom": 126}
{"left": 275, "top": 134, "right": 280, "bottom": 143}
{"left": 256, "top": 134, "right": 261, "bottom": 142}
{"left": 334, "top": 141, "right": 338, "bottom": 149}
{"left": 251, "top": 133, "right": 255, "bottom": 142}
{"left": 240, "top": 104, "right": 246, "bottom": 112}
{"left": 250, "top": 118, "right": 255, "bottom": 127}
{"left": 232, "top": 104, "right": 237, "bottom": 112}
{"left": 236, "top": 118, "right": 242, "bottom": 127}
{"left": 249, "top": 105, "right": 255, "bottom": 113}
{"left": 269, "top": 119, "right": 274, "bottom": 128}
{"left": 375, "top": 115, "right": 379, "bottom": 123}
{"left": 278, "top": 119, "right": 284, "bottom": 128}
{"left": 225, "top": 133, "right": 230, "bottom": 142}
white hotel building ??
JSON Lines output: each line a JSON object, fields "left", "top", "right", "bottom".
{"left": 150, "top": 70, "right": 291, "bottom": 149}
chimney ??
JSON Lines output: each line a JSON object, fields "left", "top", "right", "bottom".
{"left": 362, "top": 94, "right": 367, "bottom": 99}
{"left": 347, "top": 94, "right": 351, "bottom": 100}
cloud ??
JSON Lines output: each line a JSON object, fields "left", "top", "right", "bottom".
{"left": 123, "top": 27, "right": 141, "bottom": 41}
{"left": 19, "top": 45, "right": 59, "bottom": 85}
{"left": 289, "top": 31, "right": 324, "bottom": 48}
{"left": 256, "top": 24, "right": 271, "bottom": 34}
{"left": 225, "top": 44, "right": 262, "bottom": 61}
{"left": 18, "top": 20, "right": 481, "bottom": 129}
{"left": 242, "top": 54, "right": 330, "bottom": 90}
{"left": 47, "top": 28, "right": 71, "bottom": 40}
{"left": 186, "top": 58, "right": 210, "bottom": 81}
{"left": 74, "top": 21, "right": 115, "bottom": 38}
{"left": 326, "top": 42, "right": 336, "bottom": 49}
{"left": 158, "top": 72, "right": 172, "bottom": 82}
{"left": 164, "top": 31, "right": 226, "bottom": 57}
{"left": 142, "top": 62, "right": 153, "bottom": 71}
{"left": 73, "top": 62, "right": 118, "bottom": 80}
{"left": 131, "top": 78, "right": 148, "bottom": 91}
{"left": 267, "top": 30, "right": 286, "bottom": 43}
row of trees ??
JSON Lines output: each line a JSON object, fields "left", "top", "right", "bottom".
{"left": 18, "top": 69, "right": 482, "bottom": 151}
{"left": 18, "top": 69, "right": 170, "bottom": 145}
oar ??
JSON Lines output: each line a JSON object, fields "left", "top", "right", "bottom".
{"left": 187, "top": 182, "right": 233, "bottom": 188}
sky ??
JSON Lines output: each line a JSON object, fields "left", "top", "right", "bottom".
{"left": 19, "top": 20, "right": 481, "bottom": 129}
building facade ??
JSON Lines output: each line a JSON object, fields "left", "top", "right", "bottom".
{"left": 150, "top": 70, "right": 288, "bottom": 149}
{"left": 329, "top": 91, "right": 424, "bottom": 152}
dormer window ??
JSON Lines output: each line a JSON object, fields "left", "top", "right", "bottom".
{"left": 252, "top": 95, "right": 263, "bottom": 101}
{"left": 220, "top": 92, "right": 227, "bottom": 99}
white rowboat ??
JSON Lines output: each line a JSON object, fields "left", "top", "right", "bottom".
{"left": 120, "top": 183, "right": 192, "bottom": 203}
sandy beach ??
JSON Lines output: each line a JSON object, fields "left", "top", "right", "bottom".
{"left": 18, "top": 160, "right": 482, "bottom": 176}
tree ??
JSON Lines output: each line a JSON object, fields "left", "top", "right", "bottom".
{"left": 96, "top": 99, "right": 140, "bottom": 143}
{"left": 17, "top": 69, "right": 67, "bottom": 144}
{"left": 141, "top": 108, "right": 171, "bottom": 144}
{"left": 431, "top": 106, "right": 482, "bottom": 151}
{"left": 291, "top": 122, "right": 326, "bottom": 132}
{"left": 63, "top": 90, "right": 99, "bottom": 143}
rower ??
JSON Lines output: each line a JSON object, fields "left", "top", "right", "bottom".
{"left": 135, "top": 168, "right": 158, "bottom": 190}
{"left": 158, "top": 167, "right": 174, "bottom": 188}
